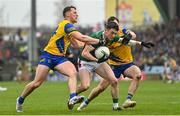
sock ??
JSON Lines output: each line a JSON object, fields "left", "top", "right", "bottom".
{"left": 70, "top": 93, "right": 77, "bottom": 99}
{"left": 18, "top": 96, "right": 24, "bottom": 104}
{"left": 112, "top": 98, "right": 119, "bottom": 107}
{"left": 126, "top": 93, "right": 133, "bottom": 100}
{"left": 85, "top": 99, "right": 90, "bottom": 105}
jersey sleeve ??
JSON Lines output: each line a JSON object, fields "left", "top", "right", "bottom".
{"left": 64, "top": 23, "right": 77, "bottom": 34}
{"left": 90, "top": 32, "right": 98, "bottom": 38}
{"left": 109, "top": 35, "right": 121, "bottom": 44}
{"left": 90, "top": 32, "right": 99, "bottom": 49}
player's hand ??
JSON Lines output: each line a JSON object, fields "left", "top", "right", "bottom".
{"left": 97, "top": 54, "right": 109, "bottom": 63}
{"left": 141, "top": 42, "right": 155, "bottom": 48}
{"left": 122, "top": 31, "right": 132, "bottom": 45}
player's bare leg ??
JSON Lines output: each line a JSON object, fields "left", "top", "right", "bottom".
{"left": 77, "top": 79, "right": 110, "bottom": 111}
{"left": 95, "top": 63, "right": 122, "bottom": 111}
{"left": 55, "top": 61, "right": 77, "bottom": 95}
{"left": 89, "top": 79, "right": 110, "bottom": 101}
{"left": 76, "top": 69, "right": 92, "bottom": 94}
{"left": 78, "top": 63, "right": 122, "bottom": 111}
{"left": 16, "top": 65, "right": 50, "bottom": 112}
{"left": 55, "top": 61, "right": 84, "bottom": 110}
{"left": 122, "top": 65, "right": 141, "bottom": 108}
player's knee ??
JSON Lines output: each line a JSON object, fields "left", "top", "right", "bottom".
{"left": 66, "top": 70, "right": 77, "bottom": 78}
{"left": 134, "top": 74, "right": 142, "bottom": 81}
{"left": 110, "top": 78, "right": 118, "bottom": 87}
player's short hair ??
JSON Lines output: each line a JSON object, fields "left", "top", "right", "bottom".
{"left": 107, "top": 16, "right": 119, "bottom": 23}
{"left": 105, "top": 21, "right": 119, "bottom": 31}
{"left": 63, "top": 6, "right": 76, "bottom": 17}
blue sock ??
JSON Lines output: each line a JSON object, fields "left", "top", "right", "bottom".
{"left": 126, "top": 93, "right": 133, "bottom": 100}
{"left": 18, "top": 96, "right": 24, "bottom": 104}
{"left": 70, "top": 93, "right": 77, "bottom": 99}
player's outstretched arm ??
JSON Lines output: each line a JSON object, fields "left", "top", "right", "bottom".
{"left": 118, "top": 38, "right": 155, "bottom": 48}
{"left": 71, "top": 31, "right": 99, "bottom": 45}
{"left": 122, "top": 29, "right": 136, "bottom": 39}
{"left": 81, "top": 45, "right": 98, "bottom": 62}
{"left": 81, "top": 45, "right": 109, "bottom": 63}
{"left": 70, "top": 38, "right": 85, "bottom": 49}
{"left": 141, "top": 41, "right": 155, "bottom": 48}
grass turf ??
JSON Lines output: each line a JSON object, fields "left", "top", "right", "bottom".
{"left": 0, "top": 80, "right": 180, "bottom": 115}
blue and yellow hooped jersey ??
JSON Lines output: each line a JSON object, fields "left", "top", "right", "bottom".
{"left": 44, "top": 20, "right": 77, "bottom": 56}
{"left": 108, "top": 28, "right": 133, "bottom": 65}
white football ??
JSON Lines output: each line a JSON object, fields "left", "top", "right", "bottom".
{"left": 95, "top": 46, "right": 110, "bottom": 59}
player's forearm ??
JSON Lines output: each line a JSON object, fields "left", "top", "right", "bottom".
{"left": 128, "top": 39, "right": 141, "bottom": 46}
{"left": 118, "top": 38, "right": 141, "bottom": 46}
{"left": 81, "top": 45, "right": 98, "bottom": 62}
{"left": 82, "top": 35, "right": 99, "bottom": 45}
{"left": 82, "top": 51, "right": 98, "bottom": 62}
{"left": 71, "top": 32, "right": 99, "bottom": 44}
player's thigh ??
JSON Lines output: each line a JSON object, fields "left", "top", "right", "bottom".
{"left": 124, "top": 65, "right": 141, "bottom": 79}
{"left": 79, "top": 69, "right": 92, "bottom": 86}
{"left": 34, "top": 64, "right": 50, "bottom": 82}
{"left": 96, "top": 63, "right": 117, "bottom": 82}
{"left": 55, "top": 61, "right": 77, "bottom": 77}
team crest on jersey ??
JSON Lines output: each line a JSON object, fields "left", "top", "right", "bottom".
{"left": 40, "top": 58, "right": 45, "bottom": 62}
{"left": 67, "top": 27, "right": 76, "bottom": 32}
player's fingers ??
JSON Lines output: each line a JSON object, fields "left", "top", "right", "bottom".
{"left": 149, "top": 43, "right": 155, "bottom": 47}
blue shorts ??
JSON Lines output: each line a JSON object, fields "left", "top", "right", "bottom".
{"left": 110, "top": 62, "right": 135, "bottom": 78}
{"left": 38, "top": 51, "right": 68, "bottom": 70}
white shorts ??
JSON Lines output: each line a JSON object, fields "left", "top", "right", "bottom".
{"left": 79, "top": 60, "right": 103, "bottom": 72}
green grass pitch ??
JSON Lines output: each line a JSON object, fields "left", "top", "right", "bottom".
{"left": 0, "top": 80, "right": 180, "bottom": 115}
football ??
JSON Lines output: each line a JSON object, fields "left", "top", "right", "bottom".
{"left": 95, "top": 46, "right": 110, "bottom": 59}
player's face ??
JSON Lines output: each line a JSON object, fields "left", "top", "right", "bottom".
{"left": 105, "top": 28, "right": 118, "bottom": 40}
{"left": 69, "top": 8, "right": 78, "bottom": 23}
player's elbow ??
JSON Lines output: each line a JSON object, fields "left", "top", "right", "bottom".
{"left": 81, "top": 50, "right": 88, "bottom": 58}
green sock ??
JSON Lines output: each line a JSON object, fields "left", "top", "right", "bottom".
{"left": 112, "top": 98, "right": 119, "bottom": 107}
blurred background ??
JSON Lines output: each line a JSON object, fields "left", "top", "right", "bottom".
{"left": 0, "top": 0, "right": 179, "bottom": 83}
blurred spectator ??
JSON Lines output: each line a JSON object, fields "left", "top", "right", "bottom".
{"left": 15, "top": 61, "right": 23, "bottom": 83}
{"left": 134, "top": 18, "right": 180, "bottom": 65}
{"left": 92, "top": 22, "right": 102, "bottom": 32}
{"left": 162, "top": 55, "right": 178, "bottom": 83}
{"left": 0, "top": 58, "right": 7, "bottom": 90}
{"left": 0, "top": 32, "right": 4, "bottom": 66}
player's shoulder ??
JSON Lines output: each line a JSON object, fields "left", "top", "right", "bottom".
{"left": 58, "top": 20, "right": 70, "bottom": 25}
{"left": 58, "top": 20, "right": 76, "bottom": 34}
{"left": 57, "top": 20, "right": 74, "bottom": 28}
